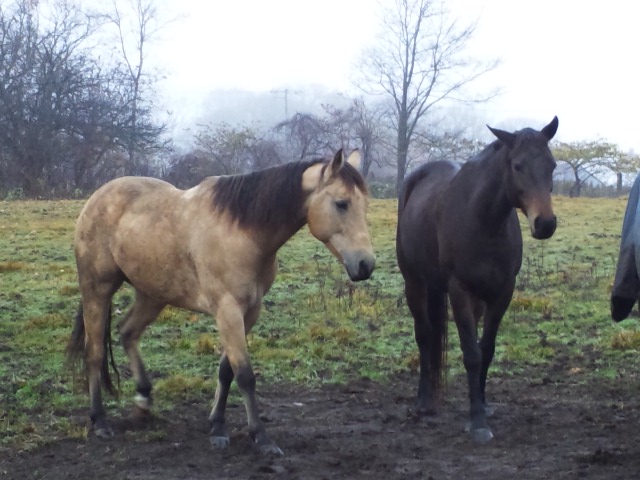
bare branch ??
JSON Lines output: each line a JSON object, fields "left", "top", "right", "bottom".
{"left": 353, "top": 0, "right": 499, "bottom": 194}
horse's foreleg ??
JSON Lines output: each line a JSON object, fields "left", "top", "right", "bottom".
{"left": 209, "top": 353, "right": 233, "bottom": 448}
{"left": 449, "top": 279, "right": 493, "bottom": 443}
{"left": 119, "top": 292, "right": 164, "bottom": 415}
{"left": 478, "top": 290, "right": 512, "bottom": 415}
{"left": 214, "top": 299, "right": 283, "bottom": 455}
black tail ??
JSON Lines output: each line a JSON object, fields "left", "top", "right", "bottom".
{"left": 66, "top": 303, "right": 119, "bottom": 396}
{"left": 428, "top": 290, "right": 448, "bottom": 402}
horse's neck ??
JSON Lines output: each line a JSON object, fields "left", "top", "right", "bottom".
{"left": 207, "top": 164, "right": 310, "bottom": 254}
{"left": 271, "top": 221, "right": 307, "bottom": 252}
{"left": 461, "top": 151, "right": 514, "bottom": 229}
{"left": 257, "top": 210, "right": 308, "bottom": 257}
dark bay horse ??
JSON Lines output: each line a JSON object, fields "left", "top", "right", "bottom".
{"left": 67, "top": 149, "right": 375, "bottom": 455}
{"left": 396, "top": 117, "right": 559, "bottom": 442}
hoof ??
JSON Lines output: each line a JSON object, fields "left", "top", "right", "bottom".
{"left": 257, "top": 441, "right": 284, "bottom": 456}
{"left": 134, "top": 393, "right": 152, "bottom": 411}
{"left": 484, "top": 403, "right": 496, "bottom": 417}
{"left": 210, "top": 435, "right": 230, "bottom": 449}
{"left": 471, "top": 427, "right": 494, "bottom": 443}
{"left": 94, "top": 425, "right": 114, "bottom": 439}
{"left": 412, "top": 401, "right": 437, "bottom": 417}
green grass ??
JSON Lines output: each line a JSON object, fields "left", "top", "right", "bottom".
{"left": 1, "top": 195, "right": 639, "bottom": 451}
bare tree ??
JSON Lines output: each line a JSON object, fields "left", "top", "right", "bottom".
{"left": 163, "top": 151, "right": 217, "bottom": 188}
{"left": 0, "top": 0, "right": 169, "bottom": 197}
{"left": 355, "top": 0, "right": 498, "bottom": 195}
{"left": 106, "top": 0, "right": 167, "bottom": 175}
{"left": 413, "top": 128, "right": 485, "bottom": 165}
{"left": 323, "top": 98, "right": 384, "bottom": 178}
{"left": 0, "top": 0, "right": 105, "bottom": 196}
{"left": 194, "top": 123, "right": 281, "bottom": 176}
{"left": 274, "top": 113, "right": 331, "bottom": 160}
{"left": 605, "top": 148, "right": 640, "bottom": 194}
{"left": 553, "top": 140, "right": 618, "bottom": 197}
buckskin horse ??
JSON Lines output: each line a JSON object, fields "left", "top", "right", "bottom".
{"left": 396, "top": 117, "right": 559, "bottom": 442}
{"left": 67, "top": 149, "right": 375, "bottom": 455}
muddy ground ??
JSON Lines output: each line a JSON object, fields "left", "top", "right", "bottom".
{"left": 1, "top": 368, "right": 639, "bottom": 480}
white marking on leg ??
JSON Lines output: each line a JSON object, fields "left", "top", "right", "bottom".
{"left": 135, "top": 393, "right": 152, "bottom": 410}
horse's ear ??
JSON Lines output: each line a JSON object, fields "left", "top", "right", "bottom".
{"left": 346, "top": 149, "right": 362, "bottom": 170}
{"left": 487, "top": 125, "right": 516, "bottom": 148}
{"left": 329, "top": 148, "right": 345, "bottom": 177}
{"left": 541, "top": 116, "right": 559, "bottom": 141}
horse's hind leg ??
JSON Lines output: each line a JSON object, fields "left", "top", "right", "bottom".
{"left": 80, "top": 279, "right": 122, "bottom": 438}
{"left": 405, "top": 280, "right": 446, "bottom": 416}
{"left": 118, "top": 290, "right": 165, "bottom": 414}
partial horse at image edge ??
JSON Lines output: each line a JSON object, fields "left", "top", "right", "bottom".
{"left": 67, "top": 148, "right": 375, "bottom": 455}
{"left": 611, "top": 172, "right": 640, "bottom": 321}
{"left": 396, "top": 116, "right": 559, "bottom": 442}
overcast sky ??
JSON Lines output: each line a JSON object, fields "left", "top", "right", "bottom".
{"left": 151, "top": 0, "right": 639, "bottom": 152}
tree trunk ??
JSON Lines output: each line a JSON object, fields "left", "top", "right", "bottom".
{"left": 20, "top": 168, "right": 42, "bottom": 198}
{"left": 617, "top": 172, "right": 623, "bottom": 194}
{"left": 361, "top": 146, "right": 372, "bottom": 179}
{"left": 396, "top": 114, "right": 409, "bottom": 198}
{"left": 396, "top": 147, "right": 407, "bottom": 199}
{"left": 570, "top": 168, "right": 582, "bottom": 198}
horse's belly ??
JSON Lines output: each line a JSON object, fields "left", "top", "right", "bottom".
{"left": 452, "top": 256, "right": 518, "bottom": 302}
{"left": 112, "top": 236, "right": 203, "bottom": 306}
{"left": 123, "top": 262, "right": 201, "bottom": 306}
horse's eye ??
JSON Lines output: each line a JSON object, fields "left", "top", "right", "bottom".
{"left": 335, "top": 200, "right": 349, "bottom": 212}
{"left": 514, "top": 163, "right": 523, "bottom": 172}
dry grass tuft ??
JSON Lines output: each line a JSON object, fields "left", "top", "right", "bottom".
{"left": 25, "top": 312, "right": 68, "bottom": 329}
{"left": 0, "top": 261, "right": 28, "bottom": 273}
{"left": 195, "top": 333, "right": 218, "bottom": 355}
{"left": 611, "top": 330, "right": 640, "bottom": 350}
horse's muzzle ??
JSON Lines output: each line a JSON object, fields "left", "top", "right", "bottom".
{"left": 344, "top": 253, "right": 375, "bottom": 281}
{"left": 532, "top": 215, "right": 557, "bottom": 240}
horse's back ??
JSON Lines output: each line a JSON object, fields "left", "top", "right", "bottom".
{"left": 399, "top": 161, "right": 459, "bottom": 213}
{"left": 81, "top": 176, "right": 179, "bottom": 213}
{"left": 397, "top": 161, "right": 459, "bottom": 285}
{"left": 77, "top": 176, "right": 176, "bottom": 246}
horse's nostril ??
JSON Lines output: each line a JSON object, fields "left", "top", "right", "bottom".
{"left": 354, "top": 258, "right": 374, "bottom": 281}
{"left": 533, "top": 216, "right": 557, "bottom": 239}
{"left": 359, "top": 260, "right": 370, "bottom": 276}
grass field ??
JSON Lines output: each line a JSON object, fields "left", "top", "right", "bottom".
{"left": 1, "top": 195, "right": 639, "bottom": 452}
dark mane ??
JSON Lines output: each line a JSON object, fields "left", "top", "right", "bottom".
{"left": 211, "top": 158, "right": 367, "bottom": 230}
{"left": 337, "top": 159, "right": 368, "bottom": 194}
{"left": 513, "top": 128, "right": 545, "bottom": 147}
{"left": 490, "top": 128, "right": 543, "bottom": 152}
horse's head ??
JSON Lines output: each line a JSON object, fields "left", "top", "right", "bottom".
{"left": 303, "top": 149, "right": 375, "bottom": 281}
{"left": 488, "top": 116, "right": 559, "bottom": 240}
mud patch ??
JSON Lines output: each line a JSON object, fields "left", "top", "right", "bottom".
{"left": 2, "top": 372, "right": 639, "bottom": 480}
